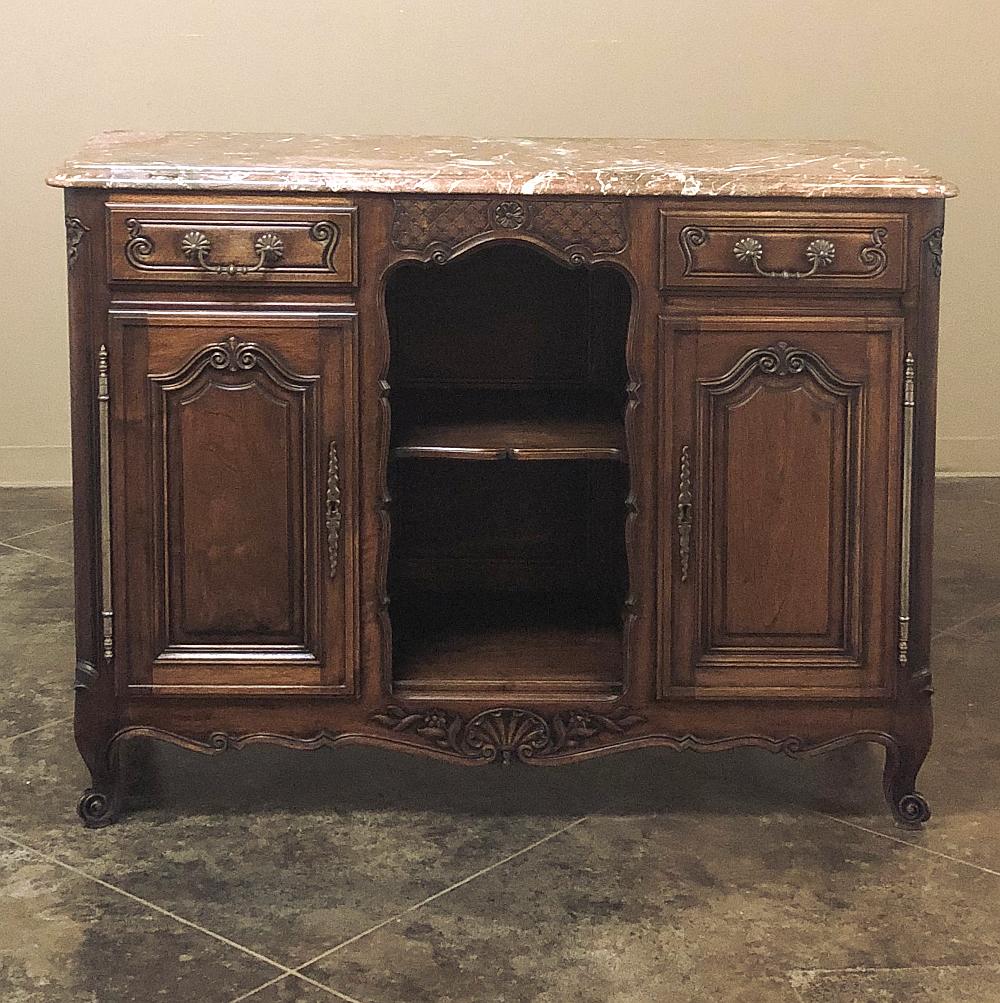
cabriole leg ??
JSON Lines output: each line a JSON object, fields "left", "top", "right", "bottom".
{"left": 75, "top": 729, "right": 123, "bottom": 828}
{"left": 883, "top": 728, "right": 932, "bottom": 829}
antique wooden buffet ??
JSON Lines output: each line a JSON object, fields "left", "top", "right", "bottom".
{"left": 48, "top": 133, "right": 955, "bottom": 827}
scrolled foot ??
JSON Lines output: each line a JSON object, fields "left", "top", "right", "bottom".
{"left": 882, "top": 728, "right": 932, "bottom": 830}
{"left": 893, "top": 791, "right": 931, "bottom": 829}
{"left": 77, "top": 788, "right": 118, "bottom": 828}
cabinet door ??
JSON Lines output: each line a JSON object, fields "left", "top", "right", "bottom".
{"left": 110, "top": 309, "right": 358, "bottom": 695}
{"left": 659, "top": 315, "right": 903, "bottom": 699}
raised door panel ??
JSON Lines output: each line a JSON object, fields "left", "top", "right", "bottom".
{"left": 110, "top": 310, "right": 358, "bottom": 695}
{"left": 659, "top": 315, "right": 903, "bottom": 699}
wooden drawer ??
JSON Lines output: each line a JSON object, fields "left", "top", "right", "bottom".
{"left": 108, "top": 202, "right": 356, "bottom": 284}
{"left": 660, "top": 210, "right": 907, "bottom": 292}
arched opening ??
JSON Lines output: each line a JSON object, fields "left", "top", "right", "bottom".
{"left": 385, "top": 242, "right": 632, "bottom": 693}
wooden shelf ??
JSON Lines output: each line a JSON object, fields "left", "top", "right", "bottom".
{"left": 391, "top": 416, "right": 624, "bottom": 461}
{"left": 390, "top": 387, "right": 626, "bottom": 462}
{"left": 392, "top": 591, "right": 624, "bottom": 693}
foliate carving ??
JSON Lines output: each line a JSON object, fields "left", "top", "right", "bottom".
{"left": 923, "top": 226, "right": 943, "bottom": 277}
{"left": 374, "top": 343, "right": 393, "bottom": 673}
{"left": 371, "top": 706, "right": 646, "bottom": 763}
{"left": 65, "top": 216, "right": 90, "bottom": 268}
{"left": 391, "top": 198, "right": 628, "bottom": 265}
{"left": 326, "top": 440, "right": 341, "bottom": 579}
{"left": 677, "top": 445, "right": 693, "bottom": 582}
{"left": 623, "top": 377, "right": 641, "bottom": 669}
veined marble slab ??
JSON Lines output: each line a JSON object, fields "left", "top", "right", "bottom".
{"left": 48, "top": 132, "right": 957, "bottom": 198}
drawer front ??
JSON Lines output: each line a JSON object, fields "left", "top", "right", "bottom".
{"left": 660, "top": 211, "right": 907, "bottom": 292}
{"left": 108, "top": 203, "right": 356, "bottom": 284}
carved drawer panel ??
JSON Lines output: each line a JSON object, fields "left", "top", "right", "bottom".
{"left": 108, "top": 202, "right": 356, "bottom": 284}
{"left": 660, "top": 211, "right": 907, "bottom": 292}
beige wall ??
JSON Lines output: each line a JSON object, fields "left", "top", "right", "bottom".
{"left": 2, "top": 0, "right": 996, "bottom": 483}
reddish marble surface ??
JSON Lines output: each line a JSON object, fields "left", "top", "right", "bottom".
{"left": 47, "top": 132, "right": 956, "bottom": 198}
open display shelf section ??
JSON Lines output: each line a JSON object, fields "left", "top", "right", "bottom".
{"left": 391, "top": 590, "right": 624, "bottom": 696}
{"left": 391, "top": 415, "right": 624, "bottom": 461}
{"left": 389, "top": 389, "right": 626, "bottom": 463}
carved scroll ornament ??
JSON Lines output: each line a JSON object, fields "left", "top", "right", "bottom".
{"left": 922, "top": 226, "right": 943, "bottom": 277}
{"left": 65, "top": 216, "right": 90, "bottom": 268}
{"left": 715, "top": 341, "right": 856, "bottom": 388}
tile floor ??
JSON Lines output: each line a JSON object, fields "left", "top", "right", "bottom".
{"left": 1, "top": 481, "right": 999, "bottom": 1002}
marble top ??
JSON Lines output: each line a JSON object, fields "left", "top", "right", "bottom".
{"left": 48, "top": 132, "right": 957, "bottom": 199}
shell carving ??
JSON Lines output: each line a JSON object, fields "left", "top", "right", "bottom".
{"left": 371, "top": 705, "right": 646, "bottom": 763}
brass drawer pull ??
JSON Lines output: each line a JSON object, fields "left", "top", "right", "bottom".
{"left": 180, "top": 230, "right": 284, "bottom": 277}
{"left": 733, "top": 236, "right": 836, "bottom": 279}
